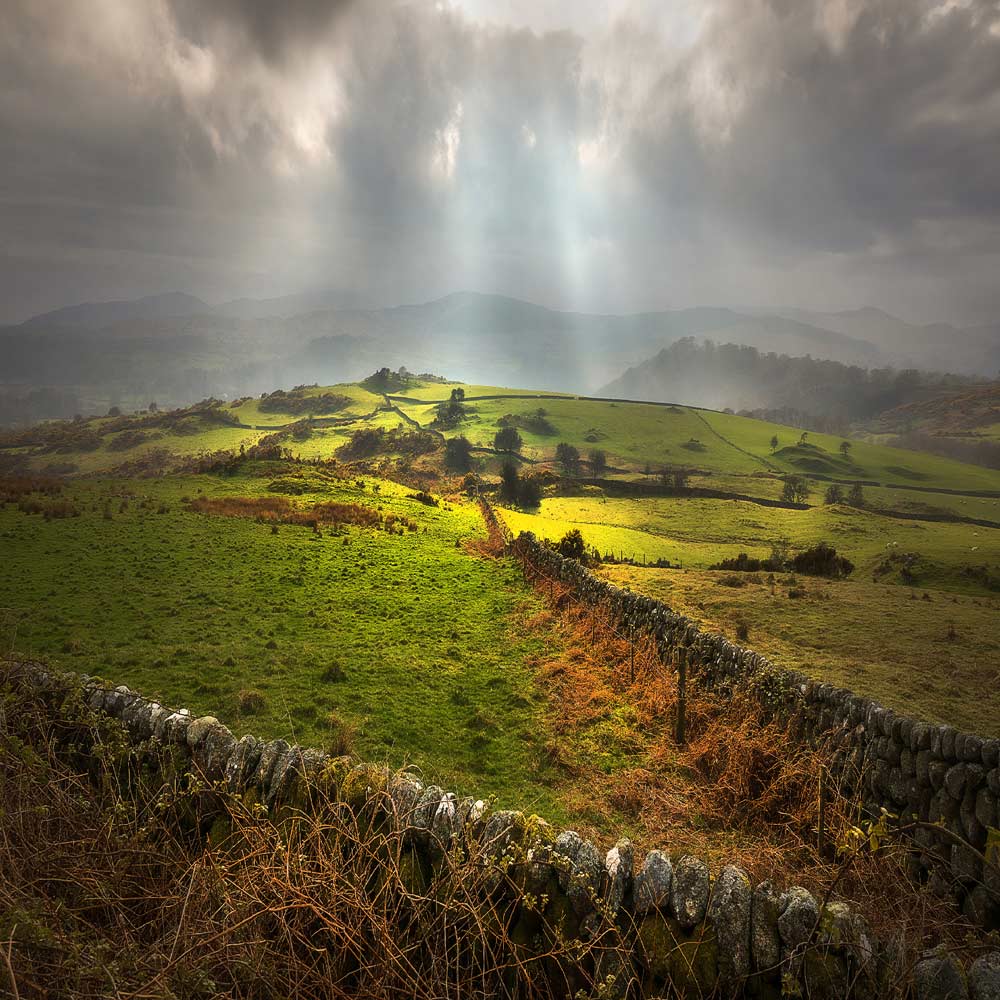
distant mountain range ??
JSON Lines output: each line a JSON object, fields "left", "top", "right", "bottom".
{"left": 1, "top": 289, "right": 998, "bottom": 425}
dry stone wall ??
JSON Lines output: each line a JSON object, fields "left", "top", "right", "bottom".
{"left": 7, "top": 659, "right": 1000, "bottom": 1000}
{"left": 505, "top": 528, "right": 1000, "bottom": 935}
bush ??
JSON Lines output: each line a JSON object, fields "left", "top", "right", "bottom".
{"left": 445, "top": 436, "right": 473, "bottom": 472}
{"left": 554, "top": 528, "right": 586, "bottom": 560}
{"left": 258, "top": 390, "right": 351, "bottom": 415}
{"left": 493, "top": 426, "right": 522, "bottom": 453}
{"left": 789, "top": 542, "right": 854, "bottom": 579}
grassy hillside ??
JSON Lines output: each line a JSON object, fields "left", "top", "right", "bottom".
{"left": 2, "top": 374, "right": 998, "bottom": 742}
{"left": 0, "top": 470, "right": 571, "bottom": 818}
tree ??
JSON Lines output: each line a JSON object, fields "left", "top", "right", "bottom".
{"left": 148, "top": 401, "right": 159, "bottom": 413}
{"left": 782, "top": 475, "right": 810, "bottom": 503}
{"left": 848, "top": 482, "right": 866, "bottom": 507}
{"left": 770, "top": 434, "right": 779, "bottom": 452}
{"left": 673, "top": 469, "right": 690, "bottom": 489}
{"left": 494, "top": 426, "right": 523, "bottom": 453}
{"left": 589, "top": 448, "right": 607, "bottom": 480}
{"left": 499, "top": 459, "right": 520, "bottom": 501}
{"left": 839, "top": 440, "right": 852, "bottom": 459}
{"left": 518, "top": 476, "right": 543, "bottom": 508}
{"left": 107, "top": 405, "right": 121, "bottom": 417}
{"left": 444, "top": 435, "right": 473, "bottom": 472}
{"left": 555, "top": 442, "right": 581, "bottom": 475}
{"left": 555, "top": 528, "right": 586, "bottom": 561}
{"left": 798, "top": 431, "right": 808, "bottom": 445}
{"left": 824, "top": 483, "right": 844, "bottom": 504}
{"left": 450, "top": 387, "right": 465, "bottom": 403}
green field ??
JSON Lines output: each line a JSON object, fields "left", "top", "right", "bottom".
{"left": 3, "top": 374, "right": 999, "bottom": 744}
{"left": 699, "top": 409, "right": 1000, "bottom": 492}
{"left": 229, "top": 383, "right": 384, "bottom": 427}
{"left": 0, "top": 471, "right": 577, "bottom": 820}
{"left": 501, "top": 495, "right": 1000, "bottom": 588}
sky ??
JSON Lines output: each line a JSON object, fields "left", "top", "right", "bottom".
{"left": 1, "top": 0, "right": 999, "bottom": 325}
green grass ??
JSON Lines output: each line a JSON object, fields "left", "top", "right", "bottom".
{"left": 392, "top": 382, "right": 572, "bottom": 401}
{"left": 0, "top": 471, "right": 574, "bottom": 819}
{"left": 230, "top": 384, "right": 383, "bottom": 427}
{"left": 500, "top": 495, "right": 1000, "bottom": 591}
{"left": 34, "top": 424, "right": 266, "bottom": 474}
{"left": 700, "top": 410, "right": 1000, "bottom": 492}
{"left": 603, "top": 565, "right": 1000, "bottom": 737}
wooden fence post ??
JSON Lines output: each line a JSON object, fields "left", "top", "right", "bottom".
{"left": 818, "top": 764, "right": 827, "bottom": 856}
{"left": 675, "top": 647, "right": 687, "bottom": 745}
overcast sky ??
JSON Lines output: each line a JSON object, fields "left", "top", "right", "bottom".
{"left": 2, "top": 0, "right": 999, "bottom": 325}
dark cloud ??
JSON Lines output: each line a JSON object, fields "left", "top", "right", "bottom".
{"left": 0, "top": 0, "right": 998, "bottom": 325}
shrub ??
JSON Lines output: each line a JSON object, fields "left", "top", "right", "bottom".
{"left": 258, "top": 390, "right": 351, "bottom": 415}
{"left": 554, "top": 528, "right": 586, "bottom": 561}
{"left": 493, "top": 426, "right": 522, "bottom": 453}
{"left": 789, "top": 542, "right": 854, "bottom": 579}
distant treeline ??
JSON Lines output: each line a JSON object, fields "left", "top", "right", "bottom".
{"left": 886, "top": 431, "right": 1000, "bottom": 471}
{"left": 613, "top": 338, "right": 986, "bottom": 425}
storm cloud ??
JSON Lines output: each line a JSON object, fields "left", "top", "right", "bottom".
{"left": 1, "top": 0, "right": 999, "bottom": 324}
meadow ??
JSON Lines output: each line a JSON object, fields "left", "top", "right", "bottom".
{"left": 0, "top": 470, "right": 577, "bottom": 820}
{"left": 3, "top": 374, "right": 999, "bottom": 751}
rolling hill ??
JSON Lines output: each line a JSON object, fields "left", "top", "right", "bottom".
{"left": 4, "top": 290, "right": 997, "bottom": 427}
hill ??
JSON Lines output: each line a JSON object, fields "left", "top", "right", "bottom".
{"left": 4, "top": 289, "right": 997, "bottom": 427}
{"left": 2, "top": 374, "right": 998, "bottom": 738}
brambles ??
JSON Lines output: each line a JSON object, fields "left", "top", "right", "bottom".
{"left": 790, "top": 542, "right": 854, "bottom": 579}
{"left": 711, "top": 542, "right": 851, "bottom": 579}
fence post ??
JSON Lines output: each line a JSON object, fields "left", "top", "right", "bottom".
{"left": 675, "top": 647, "right": 687, "bottom": 745}
{"left": 818, "top": 764, "right": 827, "bottom": 856}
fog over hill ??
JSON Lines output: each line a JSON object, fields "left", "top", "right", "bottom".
{"left": 1, "top": 289, "right": 998, "bottom": 426}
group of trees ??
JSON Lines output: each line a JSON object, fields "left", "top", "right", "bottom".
{"left": 714, "top": 541, "right": 854, "bottom": 579}
{"left": 499, "top": 459, "right": 542, "bottom": 508}
{"left": 433, "top": 388, "right": 468, "bottom": 429}
{"left": 783, "top": 474, "right": 866, "bottom": 506}
{"left": 824, "top": 482, "right": 866, "bottom": 506}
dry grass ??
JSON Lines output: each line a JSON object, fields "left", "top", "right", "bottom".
{"left": 187, "top": 495, "right": 417, "bottom": 534}
{"left": 506, "top": 548, "right": 982, "bottom": 956}
{"left": 0, "top": 673, "right": 621, "bottom": 999}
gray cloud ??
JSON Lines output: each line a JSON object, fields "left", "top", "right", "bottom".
{"left": 0, "top": 0, "right": 998, "bottom": 325}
